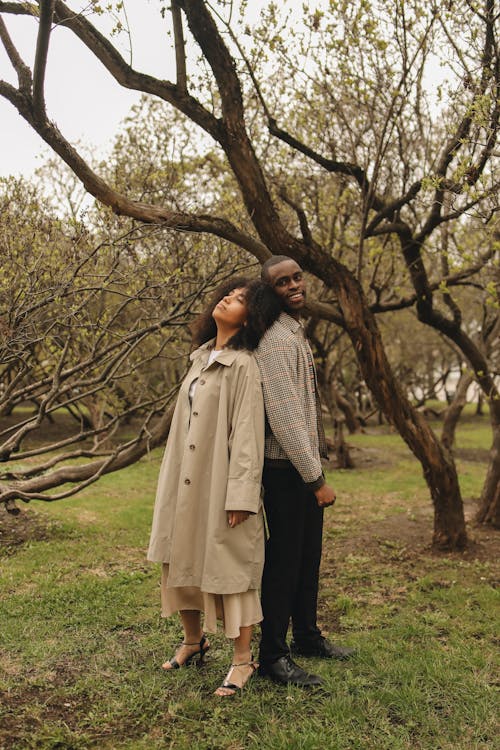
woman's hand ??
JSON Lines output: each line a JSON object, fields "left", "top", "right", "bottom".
{"left": 227, "top": 510, "right": 250, "bottom": 527}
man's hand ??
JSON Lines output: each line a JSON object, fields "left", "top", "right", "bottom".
{"left": 227, "top": 510, "right": 251, "bottom": 527}
{"left": 314, "top": 484, "right": 336, "bottom": 508}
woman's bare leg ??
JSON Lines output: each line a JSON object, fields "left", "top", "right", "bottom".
{"left": 214, "top": 625, "right": 257, "bottom": 696}
{"left": 162, "top": 610, "right": 209, "bottom": 669}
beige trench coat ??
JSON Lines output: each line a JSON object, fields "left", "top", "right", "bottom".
{"left": 147, "top": 341, "right": 265, "bottom": 595}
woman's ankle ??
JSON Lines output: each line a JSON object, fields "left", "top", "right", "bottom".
{"left": 232, "top": 649, "right": 252, "bottom": 665}
{"left": 183, "top": 632, "right": 204, "bottom": 646}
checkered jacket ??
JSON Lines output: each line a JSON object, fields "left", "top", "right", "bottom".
{"left": 255, "top": 312, "right": 328, "bottom": 489}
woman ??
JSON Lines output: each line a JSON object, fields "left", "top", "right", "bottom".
{"left": 148, "top": 276, "right": 280, "bottom": 697}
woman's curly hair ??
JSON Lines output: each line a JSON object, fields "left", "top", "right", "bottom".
{"left": 191, "top": 276, "right": 281, "bottom": 351}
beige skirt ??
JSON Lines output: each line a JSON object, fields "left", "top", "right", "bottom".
{"left": 161, "top": 564, "right": 262, "bottom": 639}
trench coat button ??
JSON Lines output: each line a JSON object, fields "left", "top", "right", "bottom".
{"left": 184, "top": 478, "right": 191, "bottom": 485}
{"left": 189, "top": 444, "right": 195, "bottom": 451}
{"left": 199, "top": 379, "right": 206, "bottom": 385}
{"left": 192, "top": 411, "right": 198, "bottom": 416}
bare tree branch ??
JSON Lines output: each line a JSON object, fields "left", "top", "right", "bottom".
{"left": 0, "top": 15, "right": 32, "bottom": 90}
{"left": 32, "top": 0, "right": 54, "bottom": 119}
{"left": 0, "top": 404, "right": 174, "bottom": 502}
{"left": 278, "top": 188, "right": 313, "bottom": 246}
{"left": 171, "top": 0, "right": 187, "bottom": 93}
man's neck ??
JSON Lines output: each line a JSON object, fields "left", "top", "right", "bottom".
{"left": 283, "top": 309, "right": 301, "bottom": 321}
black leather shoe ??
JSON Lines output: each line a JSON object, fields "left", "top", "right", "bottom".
{"left": 258, "top": 655, "right": 323, "bottom": 687}
{"left": 291, "top": 636, "right": 354, "bottom": 660}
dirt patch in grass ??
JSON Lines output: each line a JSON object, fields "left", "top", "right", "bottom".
{"left": 455, "top": 447, "right": 491, "bottom": 462}
{"left": 340, "top": 444, "right": 396, "bottom": 468}
{"left": 332, "top": 441, "right": 491, "bottom": 469}
{"left": 319, "top": 499, "right": 499, "bottom": 639}
{"left": 0, "top": 507, "right": 67, "bottom": 557}
{"left": 331, "top": 500, "right": 499, "bottom": 565}
{"left": 0, "top": 675, "right": 148, "bottom": 750}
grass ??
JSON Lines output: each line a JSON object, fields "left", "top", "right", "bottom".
{"left": 0, "top": 416, "right": 498, "bottom": 750}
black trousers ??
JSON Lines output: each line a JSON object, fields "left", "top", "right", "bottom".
{"left": 259, "top": 464, "right": 324, "bottom": 664}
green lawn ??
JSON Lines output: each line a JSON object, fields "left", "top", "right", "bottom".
{"left": 0, "top": 418, "right": 498, "bottom": 749}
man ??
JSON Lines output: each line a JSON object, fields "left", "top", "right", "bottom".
{"left": 255, "top": 255, "right": 353, "bottom": 688}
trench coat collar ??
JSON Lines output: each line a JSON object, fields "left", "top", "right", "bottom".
{"left": 189, "top": 339, "right": 241, "bottom": 367}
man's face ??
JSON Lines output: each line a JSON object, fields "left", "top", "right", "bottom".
{"left": 266, "top": 260, "right": 306, "bottom": 317}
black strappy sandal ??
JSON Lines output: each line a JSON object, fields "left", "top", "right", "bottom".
{"left": 162, "top": 634, "right": 209, "bottom": 670}
{"left": 214, "top": 659, "right": 259, "bottom": 697}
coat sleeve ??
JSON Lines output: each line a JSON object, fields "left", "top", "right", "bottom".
{"left": 225, "top": 355, "right": 265, "bottom": 513}
{"left": 255, "top": 337, "right": 323, "bottom": 486}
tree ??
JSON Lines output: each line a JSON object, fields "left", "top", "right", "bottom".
{"left": 245, "top": 0, "right": 500, "bottom": 527}
{"left": 0, "top": 175, "right": 250, "bottom": 504}
{"left": 1, "top": 0, "right": 498, "bottom": 545}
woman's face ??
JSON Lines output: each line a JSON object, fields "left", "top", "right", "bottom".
{"left": 212, "top": 287, "right": 248, "bottom": 329}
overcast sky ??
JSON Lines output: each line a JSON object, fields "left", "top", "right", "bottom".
{"left": 1, "top": 2, "right": 178, "bottom": 178}
{"left": 0, "top": 2, "right": 279, "bottom": 180}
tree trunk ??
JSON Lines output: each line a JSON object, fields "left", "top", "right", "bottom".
{"left": 441, "top": 371, "right": 473, "bottom": 450}
{"left": 320, "top": 259, "right": 467, "bottom": 549}
{"left": 334, "top": 420, "right": 354, "bottom": 469}
{"left": 332, "top": 386, "right": 361, "bottom": 434}
{"left": 476, "top": 408, "right": 500, "bottom": 527}
{"left": 0, "top": 403, "right": 15, "bottom": 417}
{"left": 399, "top": 235, "right": 499, "bottom": 533}
{"left": 64, "top": 403, "right": 93, "bottom": 429}
{"left": 476, "top": 392, "right": 484, "bottom": 415}
{"left": 316, "top": 366, "right": 355, "bottom": 469}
